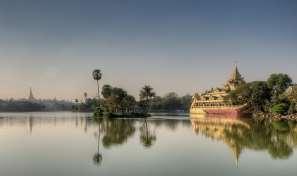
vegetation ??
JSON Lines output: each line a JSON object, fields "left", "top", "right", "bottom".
{"left": 91, "top": 118, "right": 297, "bottom": 163}
{"left": 101, "top": 85, "right": 137, "bottom": 115}
{"left": 82, "top": 82, "right": 191, "bottom": 118}
{"left": 151, "top": 92, "right": 192, "bottom": 113}
{"left": 139, "top": 85, "right": 156, "bottom": 113}
{"left": 0, "top": 99, "right": 74, "bottom": 112}
{"left": 228, "top": 73, "right": 296, "bottom": 116}
{"left": 92, "top": 69, "right": 104, "bottom": 116}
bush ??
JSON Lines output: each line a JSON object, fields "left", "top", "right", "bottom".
{"left": 271, "top": 103, "right": 289, "bottom": 115}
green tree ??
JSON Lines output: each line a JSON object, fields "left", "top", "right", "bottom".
{"left": 267, "top": 73, "right": 292, "bottom": 102}
{"left": 180, "top": 94, "right": 192, "bottom": 111}
{"left": 249, "top": 81, "right": 271, "bottom": 112}
{"left": 92, "top": 69, "right": 103, "bottom": 117}
{"left": 92, "top": 69, "right": 102, "bottom": 99}
{"left": 102, "top": 85, "right": 112, "bottom": 99}
{"left": 271, "top": 103, "right": 289, "bottom": 115}
{"left": 122, "top": 95, "right": 136, "bottom": 113}
{"left": 139, "top": 85, "right": 156, "bottom": 113}
{"left": 162, "top": 92, "right": 182, "bottom": 112}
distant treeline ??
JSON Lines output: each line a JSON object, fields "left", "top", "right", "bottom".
{"left": 150, "top": 93, "right": 192, "bottom": 113}
{"left": 0, "top": 99, "right": 74, "bottom": 112}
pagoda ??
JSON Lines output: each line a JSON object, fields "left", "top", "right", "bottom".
{"left": 190, "top": 64, "right": 248, "bottom": 117}
{"left": 224, "top": 64, "right": 245, "bottom": 91}
{"left": 28, "top": 88, "right": 35, "bottom": 101}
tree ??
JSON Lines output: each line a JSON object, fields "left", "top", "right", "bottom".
{"left": 112, "top": 88, "right": 128, "bottom": 112}
{"left": 122, "top": 95, "right": 136, "bottom": 113}
{"left": 267, "top": 73, "right": 292, "bottom": 102}
{"left": 92, "top": 69, "right": 102, "bottom": 99}
{"left": 139, "top": 85, "right": 156, "bottom": 113}
{"left": 102, "top": 85, "right": 112, "bottom": 99}
{"left": 249, "top": 81, "right": 271, "bottom": 112}
{"left": 271, "top": 103, "right": 289, "bottom": 115}
{"left": 162, "top": 92, "right": 181, "bottom": 112}
{"left": 92, "top": 69, "right": 103, "bottom": 117}
{"left": 180, "top": 94, "right": 192, "bottom": 111}
{"left": 101, "top": 85, "right": 137, "bottom": 114}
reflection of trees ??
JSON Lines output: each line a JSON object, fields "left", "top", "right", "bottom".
{"left": 100, "top": 119, "right": 136, "bottom": 148}
{"left": 28, "top": 116, "right": 33, "bottom": 134}
{"left": 191, "top": 118, "right": 297, "bottom": 163}
{"left": 92, "top": 118, "right": 103, "bottom": 166}
{"left": 93, "top": 120, "right": 102, "bottom": 166}
{"left": 140, "top": 119, "right": 156, "bottom": 148}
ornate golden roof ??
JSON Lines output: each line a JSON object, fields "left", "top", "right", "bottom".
{"left": 225, "top": 64, "right": 245, "bottom": 91}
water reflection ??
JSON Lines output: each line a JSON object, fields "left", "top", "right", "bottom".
{"left": 191, "top": 116, "right": 297, "bottom": 162}
{"left": 0, "top": 112, "right": 296, "bottom": 168}
{"left": 139, "top": 119, "right": 156, "bottom": 148}
{"left": 93, "top": 119, "right": 102, "bottom": 166}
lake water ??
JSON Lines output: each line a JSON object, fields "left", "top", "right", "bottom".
{"left": 0, "top": 112, "right": 296, "bottom": 176}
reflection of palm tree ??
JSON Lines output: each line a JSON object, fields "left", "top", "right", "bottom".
{"left": 140, "top": 119, "right": 156, "bottom": 148}
{"left": 93, "top": 122, "right": 102, "bottom": 166}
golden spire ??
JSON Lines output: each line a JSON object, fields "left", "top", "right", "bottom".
{"left": 230, "top": 63, "right": 242, "bottom": 81}
{"left": 225, "top": 64, "right": 245, "bottom": 91}
{"left": 29, "top": 87, "right": 35, "bottom": 100}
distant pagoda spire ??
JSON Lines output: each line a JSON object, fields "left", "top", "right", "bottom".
{"left": 225, "top": 64, "right": 245, "bottom": 91}
{"left": 29, "top": 87, "right": 35, "bottom": 100}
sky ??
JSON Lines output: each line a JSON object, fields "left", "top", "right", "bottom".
{"left": 0, "top": 0, "right": 297, "bottom": 100}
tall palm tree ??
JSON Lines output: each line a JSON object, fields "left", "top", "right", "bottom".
{"left": 92, "top": 69, "right": 102, "bottom": 99}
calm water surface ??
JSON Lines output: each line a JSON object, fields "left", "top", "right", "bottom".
{"left": 0, "top": 112, "right": 296, "bottom": 176}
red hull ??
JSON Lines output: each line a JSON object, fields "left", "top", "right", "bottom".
{"left": 204, "top": 108, "right": 243, "bottom": 117}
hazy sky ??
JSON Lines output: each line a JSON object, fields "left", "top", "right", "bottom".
{"left": 0, "top": 0, "right": 297, "bottom": 100}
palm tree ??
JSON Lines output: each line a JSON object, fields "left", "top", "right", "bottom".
{"left": 92, "top": 69, "right": 102, "bottom": 99}
{"left": 139, "top": 85, "right": 155, "bottom": 113}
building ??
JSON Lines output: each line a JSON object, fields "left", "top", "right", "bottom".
{"left": 190, "top": 65, "right": 248, "bottom": 117}
{"left": 28, "top": 88, "right": 35, "bottom": 101}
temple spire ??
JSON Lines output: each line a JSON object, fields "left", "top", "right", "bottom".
{"left": 29, "top": 87, "right": 35, "bottom": 101}
{"left": 225, "top": 64, "right": 245, "bottom": 91}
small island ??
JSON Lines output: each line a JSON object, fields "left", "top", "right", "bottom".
{"left": 191, "top": 65, "right": 297, "bottom": 120}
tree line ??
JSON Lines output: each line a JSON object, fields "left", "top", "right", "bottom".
{"left": 227, "top": 73, "right": 297, "bottom": 115}
{"left": 77, "top": 85, "right": 192, "bottom": 115}
{"left": 0, "top": 99, "right": 74, "bottom": 112}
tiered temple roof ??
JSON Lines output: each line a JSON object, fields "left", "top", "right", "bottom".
{"left": 224, "top": 64, "right": 245, "bottom": 91}
{"left": 191, "top": 65, "right": 246, "bottom": 108}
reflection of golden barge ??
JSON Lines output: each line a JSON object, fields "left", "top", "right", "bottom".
{"left": 190, "top": 65, "right": 248, "bottom": 117}
{"left": 190, "top": 117, "right": 251, "bottom": 167}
